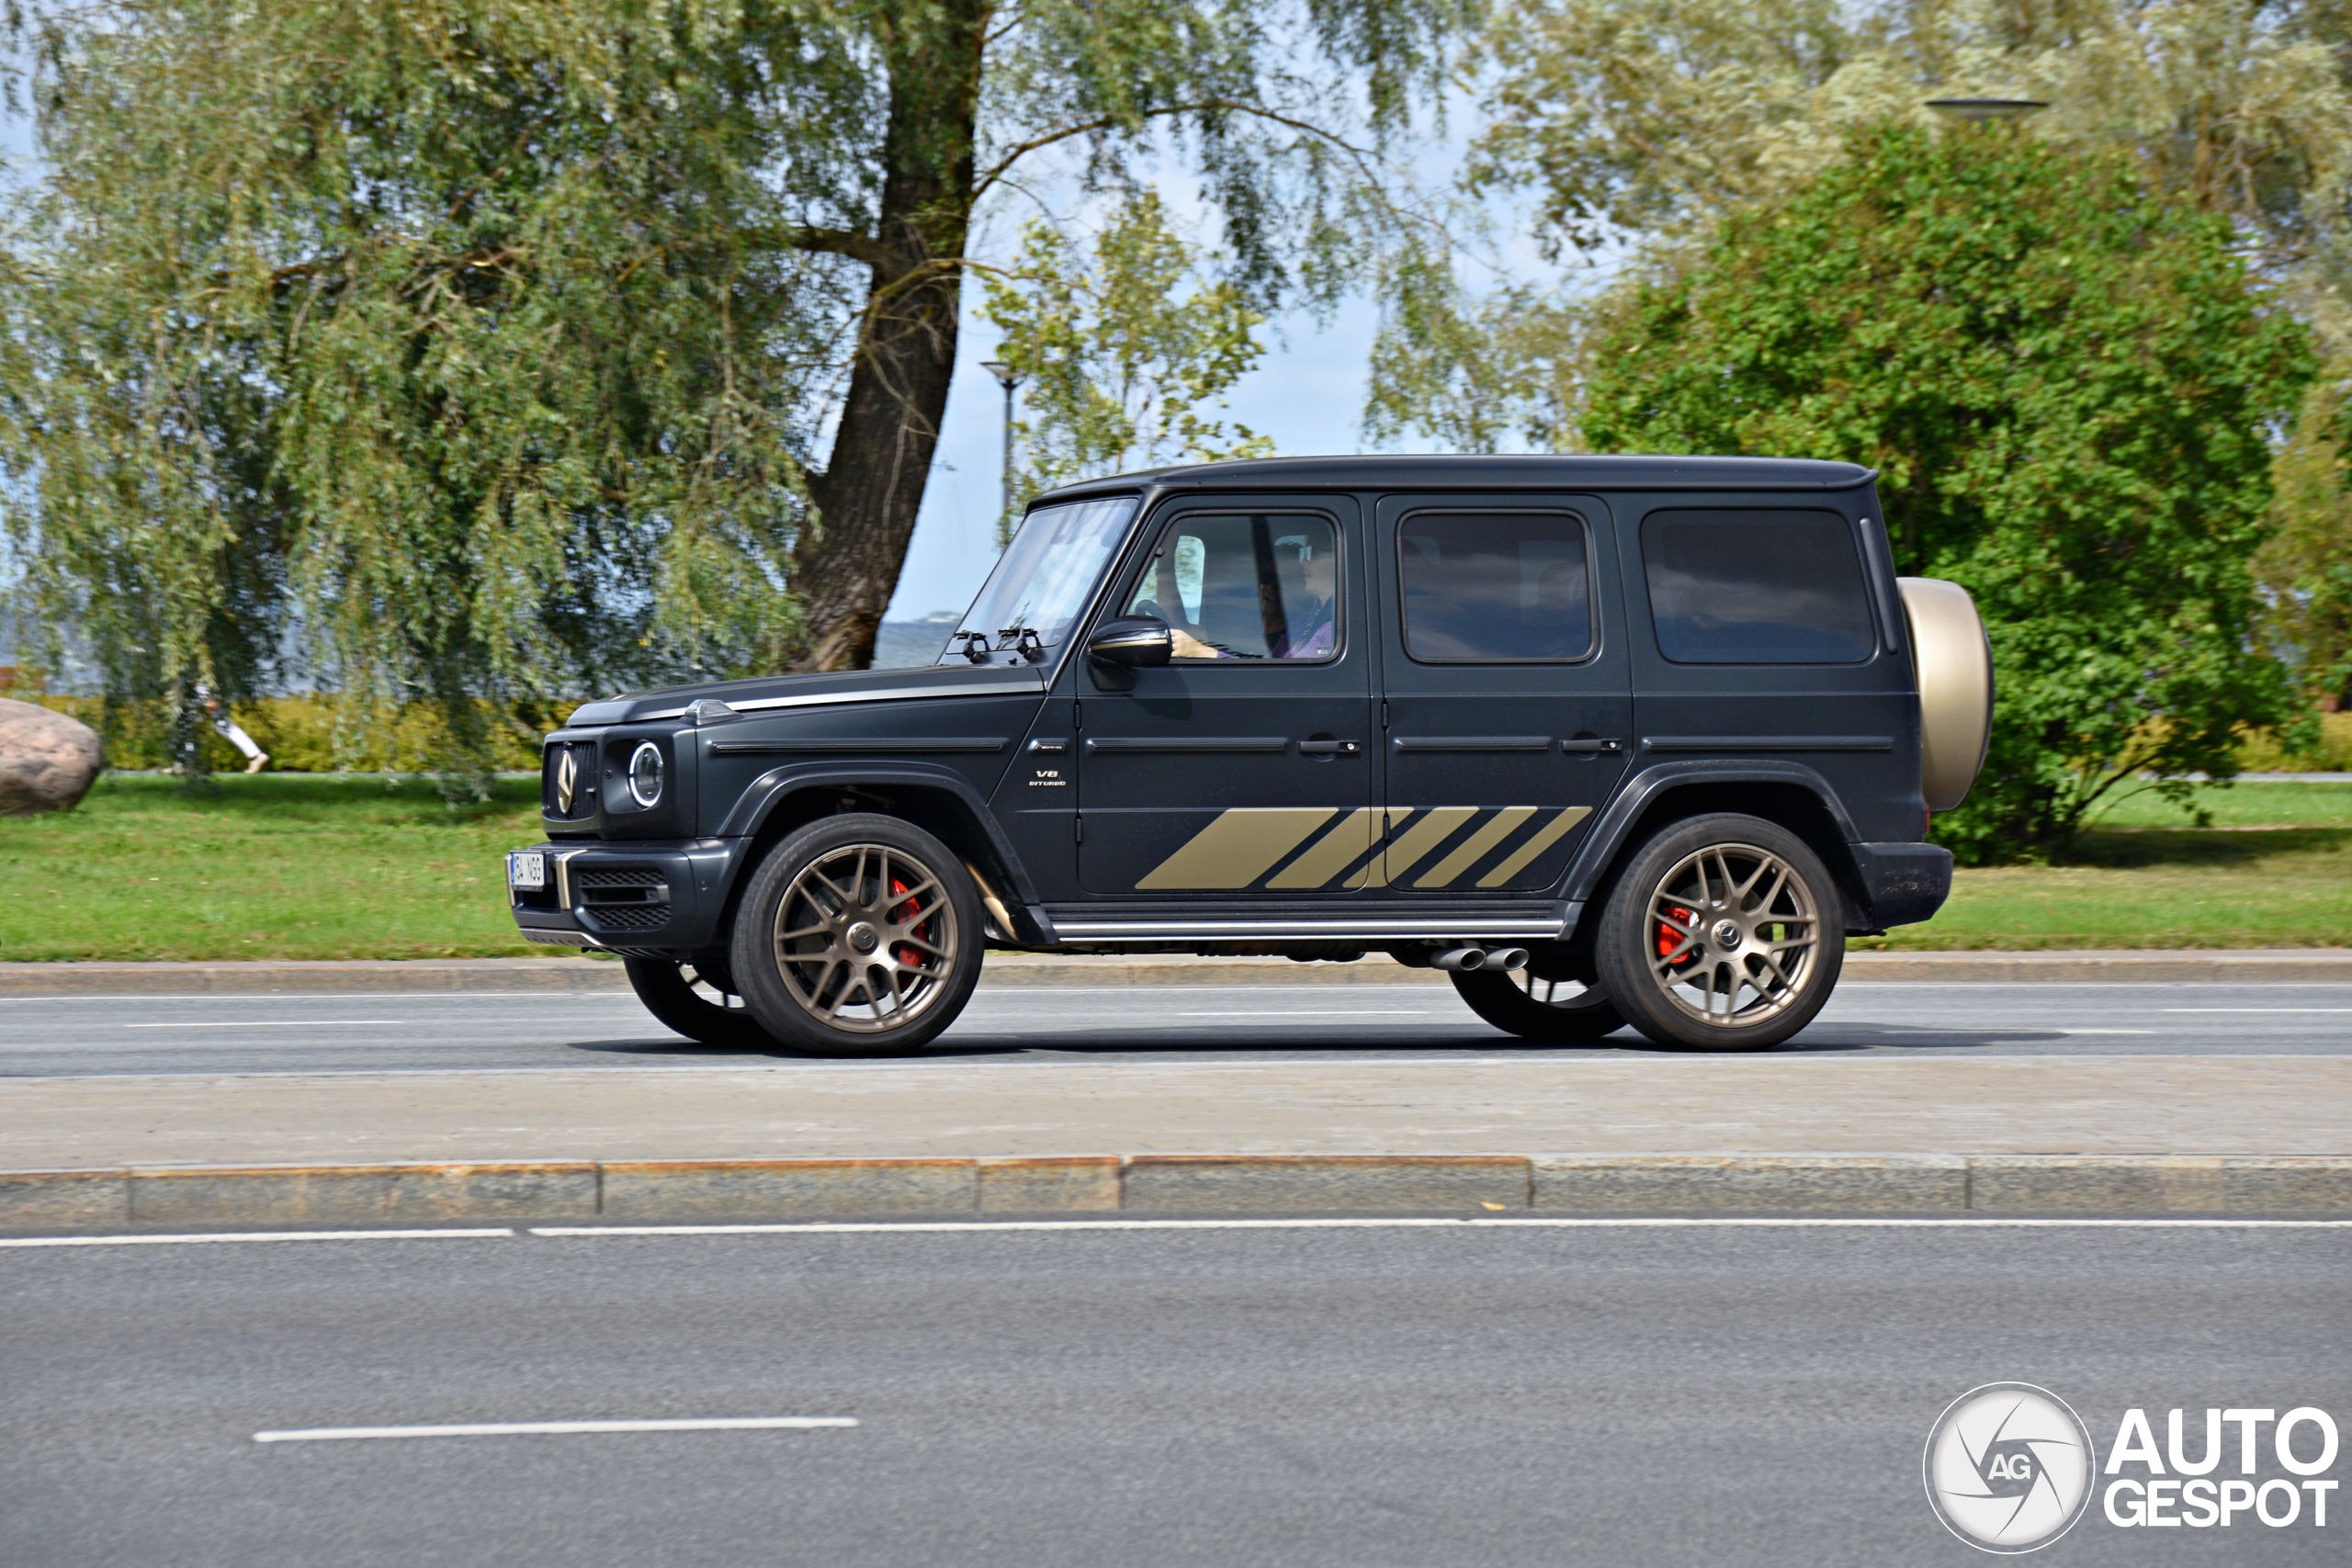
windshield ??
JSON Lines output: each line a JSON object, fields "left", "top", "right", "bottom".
{"left": 942, "top": 496, "right": 1139, "bottom": 662}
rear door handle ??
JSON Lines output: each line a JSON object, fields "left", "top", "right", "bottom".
{"left": 1295, "top": 739, "right": 1362, "bottom": 756}
{"left": 1559, "top": 738, "right": 1625, "bottom": 754}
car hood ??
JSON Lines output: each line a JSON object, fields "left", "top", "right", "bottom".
{"left": 562, "top": 662, "right": 1047, "bottom": 728}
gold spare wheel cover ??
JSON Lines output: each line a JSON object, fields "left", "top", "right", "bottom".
{"left": 1897, "top": 577, "right": 1994, "bottom": 812}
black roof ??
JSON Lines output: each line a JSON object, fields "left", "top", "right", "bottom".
{"left": 1034, "top": 453, "right": 1874, "bottom": 504}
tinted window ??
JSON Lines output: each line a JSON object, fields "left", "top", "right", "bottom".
{"left": 1641, "top": 509, "right": 1875, "bottom": 664}
{"left": 1397, "top": 512, "right": 1593, "bottom": 661}
{"left": 1123, "top": 513, "right": 1339, "bottom": 660}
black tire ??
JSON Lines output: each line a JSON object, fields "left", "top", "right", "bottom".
{"left": 1449, "top": 969, "right": 1626, "bottom": 1043}
{"left": 622, "top": 956, "right": 773, "bottom": 1049}
{"left": 1593, "top": 813, "right": 1844, "bottom": 1051}
{"left": 729, "top": 814, "right": 984, "bottom": 1058}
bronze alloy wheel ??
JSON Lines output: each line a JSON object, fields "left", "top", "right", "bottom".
{"left": 1596, "top": 814, "right": 1844, "bottom": 1051}
{"left": 773, "top": 842, "right": 959, "bottom": 1032}
{"left": 730, "top": 814, "right": 985, "bottom": 1057}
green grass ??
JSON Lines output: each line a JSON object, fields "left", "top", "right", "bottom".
{"left": 2086, "top": 779, "right": 2352, "bottom": 829}
{"left": 4, "top": 772, "right": 2346, "bottom": 961}
{"left": 1865, "top": 826, "right": 2352, "bottom": 951}
{"left": 0, "top": 773, "right": 551, "bottom": 961}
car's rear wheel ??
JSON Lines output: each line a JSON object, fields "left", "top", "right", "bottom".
{"left": 1594, "top": 814, "right": 1843, "bottom": 1051}
{"left": 622, "top": 955, "right": 771, "bottom": 1049}
{"left": 729, "top": 814, "right": 984, "bottom": 1057}
{"left": 1449, "top": 967, "right": 1625, "bottom": 1043}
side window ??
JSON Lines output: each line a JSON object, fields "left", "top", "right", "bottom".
{"left": 1397, "top": 511, "right": 1593, "bottom": 662}
{"left": 1641, "top": 509, "right": 1876, "bottom": 664}
{"left": 1122, "top": 513, "right": 1340, "bottom": 660}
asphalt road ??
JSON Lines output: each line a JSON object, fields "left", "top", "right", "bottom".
{"left": 4, "top": 1222, "right": 2345, "bottom": 1566}
{"left": 0, "top": 980, "right": 2347, "bottom": 1077}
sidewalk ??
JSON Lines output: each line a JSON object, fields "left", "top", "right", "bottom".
{"left": 6, "top": 1053, "right": 2349, "bottom": 1228}
{"left": 4, "top": 949, "right": 2351, "bottom": 993}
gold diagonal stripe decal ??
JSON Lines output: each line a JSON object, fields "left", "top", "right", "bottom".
{"left": 1414, "top": 807, "right": 1537, "bottom": 888}
{"left": 1265, "top": 807, "right": 1378, "bottom": 889}
{"left": 1135, "top": 807, "right": 1336, "bottom": 890}
{"left": 1380, "top": 807, "right": 1477, "bottom": 886}
{"left": 1476, "top": 806, "right": 1593, "bottom": 888}
{"left": 1359, "top": 809, "right": 1413, "bottom": 888}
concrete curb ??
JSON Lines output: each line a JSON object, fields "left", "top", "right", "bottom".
{"left": 6, "top": 1154, "right": 2350, "bottom": 1232}
{"left": 4, "top": 949, "right": 2350, "bottom": 994}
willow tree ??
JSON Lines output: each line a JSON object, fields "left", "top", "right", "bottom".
{"left": 981, "top": 193, "right": 1274, "bottom": 540}
{"left": 0, "top": 1, "right": 1464, "bottom": 766}
{"left": 0, "top": 0, "right": 831, "bottom": 777}
{"left": 763, "top": 0, "right": 1463, "bottom": 670}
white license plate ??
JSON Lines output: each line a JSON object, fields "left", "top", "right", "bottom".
{"left": 507, "top": 852, "right": 547, "bottom": 890}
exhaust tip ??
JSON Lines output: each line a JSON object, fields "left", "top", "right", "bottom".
{"left": 1431, "top": 946, "right": 1487, "bottom": 972}
{"left": 1485, "top": 947, "right": 1531, "bottom": 972}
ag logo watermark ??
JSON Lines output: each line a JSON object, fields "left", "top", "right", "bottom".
{"left": 1923, "top": 1382, "right": 2097, "bottom": 1553}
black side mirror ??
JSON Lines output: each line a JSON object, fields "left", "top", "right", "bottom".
{"left": 1087, "top": 616, "right": 1172, "bottom": 669}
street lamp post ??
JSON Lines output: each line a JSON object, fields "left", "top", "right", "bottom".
{"left": 979, "top": 360, "right": 1024, "bottom": 547}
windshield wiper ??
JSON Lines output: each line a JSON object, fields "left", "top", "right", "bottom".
{"left": 995, "top": 626, "right": 1045, "bottom": 663}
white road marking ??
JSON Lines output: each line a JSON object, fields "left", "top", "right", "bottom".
{"left": 1176, "top": 1010, "right": 1438, "bottom": 1017}
{"left": 122, "top": 1021, "right": 401, "bottom": 1029}
{"left": 2165, "top": 1009, "right": 2352, "bottom": 1014}
{"left": 529, "top": 1216, "right": 2352, "bottom": 1237}
{"left": 0, "top": 993, "right": 645, "bottom": 1004}
{"left": 0, "top": 1229, "right": 514, "bottom": 1248}
{"left": 254, "top": 1416, "right": 856, "bottom": 1443}
{"left": 2054, "top": 1029, "right": 2155, "bottom": 1035}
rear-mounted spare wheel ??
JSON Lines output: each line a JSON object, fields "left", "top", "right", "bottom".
{"left": 1897, "top": 577, "right": 1994, "bottom": 812}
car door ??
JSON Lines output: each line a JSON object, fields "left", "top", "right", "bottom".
{"left": 1373, "top": 495, "right": 1633, "bottom": 892}
{"left": 1078, "top": 496, "right": 1378, "bottom": 897}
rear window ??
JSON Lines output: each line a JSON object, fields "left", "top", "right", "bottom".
{"left": 1397, "top": 511, "right": 1593, "bottom": 661}
{"left": 1641, "top": 509, "right": 1876, "bottom": 664}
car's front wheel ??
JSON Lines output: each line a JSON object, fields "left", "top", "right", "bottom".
{"left": 1593, "top": 813, "right": 1843, "bottom": 1051}
{"left": 729, "top": 814, "right": 984, "bottom": 1057}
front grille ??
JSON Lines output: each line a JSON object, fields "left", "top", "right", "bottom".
{"left": 542, "top": 741, "right": 600, "bottom": 818}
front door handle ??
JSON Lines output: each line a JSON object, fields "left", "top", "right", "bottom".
{"left": 1295, "top": 739, "right": 1363, "bottom": 756}
{"left": 1559, "top": 738, "right": 1625, "bottom": 754}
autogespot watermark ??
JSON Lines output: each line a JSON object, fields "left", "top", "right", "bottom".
{"left": 1924, "top": 1383, "right": 2098, "bottom": 1552}
{"left": 1925, "top": 1386, "right": 2341, "bottom": 1552}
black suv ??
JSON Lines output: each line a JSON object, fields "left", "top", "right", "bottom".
{"left": 507, "top": 456, "right": 1991, "bottom": 1054}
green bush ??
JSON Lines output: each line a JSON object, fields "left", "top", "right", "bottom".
{"left": 1581, "top": 123, "right": 2315, "bottom": 862}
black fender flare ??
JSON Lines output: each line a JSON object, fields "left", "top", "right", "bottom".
{"left": 712, "top": 761, "right": 1046, "bottom": 922}
{"left": 1555, "top": 759, "right": 1870, "bottom": 923}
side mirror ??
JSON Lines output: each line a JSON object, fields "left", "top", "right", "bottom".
{"left": 1087, "top": 616, "right": 1172, "bottom": 669}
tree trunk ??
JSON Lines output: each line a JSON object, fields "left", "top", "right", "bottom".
{"left": 791, "top": 2, "right": 989, "bottom": 672}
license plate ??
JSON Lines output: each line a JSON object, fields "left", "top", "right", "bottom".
{"left": 507, "top": 852, "right": 547, "bottom": 890}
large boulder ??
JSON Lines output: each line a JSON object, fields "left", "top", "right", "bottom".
{"left": 0, "top": 698, "right": 104, "bottom": 815}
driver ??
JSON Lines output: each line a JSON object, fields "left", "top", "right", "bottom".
{"left": 1168, "top": 547, "right": 1335, "bottom": 660}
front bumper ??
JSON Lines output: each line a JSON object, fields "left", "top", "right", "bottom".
{"left": 508, "top": 840, "right": 744, "bottom": 952}
{"left": 1849, "top": 840, "right": 1954, "bottom": 930}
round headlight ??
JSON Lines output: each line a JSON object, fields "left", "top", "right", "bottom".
{"left": 627, "top": 741, "right": 664, "bottom": 808}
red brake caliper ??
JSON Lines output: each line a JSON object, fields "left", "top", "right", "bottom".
{"left": 1657, "top": 905, "right": 1698, "bottom": 969}
{"left": 889, "top": 876, "right": 926, "bottom": 968}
